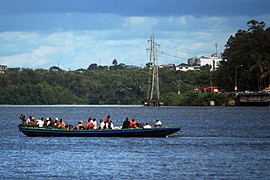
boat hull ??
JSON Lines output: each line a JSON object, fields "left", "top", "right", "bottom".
{"left": 18, "top": 126, "right": 180, "bottom": 138}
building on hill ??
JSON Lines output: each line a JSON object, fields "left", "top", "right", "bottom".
{"left": 177, "top": 55, "right": 222, "bottom": 71}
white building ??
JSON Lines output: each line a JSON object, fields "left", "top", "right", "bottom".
{"left": 177, "top": 55, "right": 222, "bottom": 71}
{"left": 199, "top": 56, "right": 222, "bottom": 71}
{"left": 176, "top": 65, "right": 200, "bottom": 72}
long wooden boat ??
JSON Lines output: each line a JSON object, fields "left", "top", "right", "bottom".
{"left": 18, "top": 126, "right": 181, "bottom": 138}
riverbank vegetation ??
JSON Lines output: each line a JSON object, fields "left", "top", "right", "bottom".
{"left": 1, "top": 68, "right": 230, "bottom": 105}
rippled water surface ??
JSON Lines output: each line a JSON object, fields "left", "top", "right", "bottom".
{"left": 0, "top": 105, "right": 270, "bottom": 179}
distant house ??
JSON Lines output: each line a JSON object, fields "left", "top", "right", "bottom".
{"left": 159, "top": 64, "right": 176, "bottom": 71}
{"left": 0, "top": 65, "right": 7, "bottom": 73}
{"left": 186, "top": 55, "right": 222, "bottom": 71}
{"left": 176, "top": 64, "right": 200, "bottom": 72}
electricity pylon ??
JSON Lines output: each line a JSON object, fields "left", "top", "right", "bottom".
{"left": 145, "top": 35, "right": 162, "bottom": 106}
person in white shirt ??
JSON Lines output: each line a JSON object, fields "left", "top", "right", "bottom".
{"left": 36, "top": 117, "right": 44, "bottom": 128}
{"left": 99, "top": 119, "right": 105, "bottom": 129}
{"left": 155, "top": 118, "right": 162, "bottom": 127}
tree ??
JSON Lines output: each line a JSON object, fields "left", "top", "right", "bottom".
{"left": 112, "top": 59, "right": 118, "bottom": 66}
{"left": 87, "top": 63, "right": 98, "bottom": 70}
{"left": 216, "top": 20, "right": 270, "bottom": 91}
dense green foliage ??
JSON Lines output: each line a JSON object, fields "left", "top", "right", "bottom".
{"left": 0, "top": 68, "right": 230, "bottom": 105}
{"left": 215, "top": 20, "right": 270, "bottom": 91}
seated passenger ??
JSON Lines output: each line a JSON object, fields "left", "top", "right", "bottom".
{"left": 92, "top": 118, "right": 98, "bottom": 129}
{"left": 59, "top": 119, "right": 65, "bottom": 128}
{"left": 99, "top": 119, "right": 105, "bottom": 129}
{"left": 85, "top": 118, "right": 93, "bottom": 130}
{"left": 143, "top": 123, "right": 152, "bottom": 129}
{"left": 26, "top": 116, "right": 32, "bottom": 125}
{"left": 122, "top": 117, "right": 130, "bottom": 129}
{"left": 77, "top": 120, "right": 84, "bottom": 130}
{"left": 155, "top": 118, "right": 162, "bottom": 127}
{"left": 108, "top": 120, "right": 114, "bottom": 129}
{"left": 68, "top": 124, "right": 73, "bottom": 130}
{"left": 129, "top": 119, "right": 137, "bottom": 128}
{"left": 36, "top": 117, "right": 44, "bottom": 128}
{"left": 64, "top": 124, "right": 69, "bottom": 130}
{"left": 28, "top": 116, "right": 37, "bottom": 127}
{"left": 54, "top": 118, "right": 61, "bottom": 128}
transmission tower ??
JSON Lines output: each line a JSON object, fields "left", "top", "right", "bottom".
{"left": 145, "top": 35, "right": 162, "bottom": 106}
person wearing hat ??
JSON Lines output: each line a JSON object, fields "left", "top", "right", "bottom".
{"left": 28, "top": 116, "right": 37, "bottom": 127}
{"left": 155, "top": 118, "right": 162, "bottom": 127}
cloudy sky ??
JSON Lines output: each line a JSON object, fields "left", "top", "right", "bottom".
{"left": 0, "top": 0, "right": 269, "bottom": 70}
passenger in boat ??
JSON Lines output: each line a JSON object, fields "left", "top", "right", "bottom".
{"left": 122, "top": 117, "right": 130, "bottom": 129}
{"left": 155, "top": 118, "right": 162, "bottom": 127}
{"left": 54, "top": 118, "right": 61, "bottom": 128}
{"left": 104, "top": 115, "right": 110, "bottom": 123}
{"left": 85, "top": 118, "right": 93, "bottom": 130}
{"left": 129, "top": 119, "right": 137, "bottom": 128}
{"left": 36, "top": 117, "right": 44, "bottom": 128}
{"left": 108, "top": 120, "right": 114, "bottom": 129}
{"left": 99, "top": 119, "right": 105, "bottom": 129}
{"left": 59, "top": 119, "right": 65, "bottom": 128}
{"left": 47, "top": 118, "right": 53, "bottom": 128}
{"left": 143, "top": 123, "right": 152, "bottom": 129}
{"left": 92, "top": 118, "right": 98, "bottom": 129}
{"left": 26, "top": 116, "right": 32, "bottom": 125}
{"left": 64, "top": 124, "right": 69, "bottom": 130}
{"left": 68, "top": 124, "right": 74, "bottom": 130}
{"left": 77, "top": 120, "right": 84, "bottom": 130}
{"left": 19, "top": 114, "right": 27, "bottom": 126}
{"left": 43, "top": 118, "right": 49, "bottom": 128}
{"left": 28, "top": 116, "right": 37, "bottom": 127}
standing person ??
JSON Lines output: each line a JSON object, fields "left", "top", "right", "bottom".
{"left": 19, "top": 114, "right": 27, "bottom": 126}
{"left": 129, "top": 119, "right": 137, "bottom": 128}
{"left": 104, "top": 115, "right": 110, "bottom": 123}
{"left": 122, "top": 117, "right": 130, "bottom": 129}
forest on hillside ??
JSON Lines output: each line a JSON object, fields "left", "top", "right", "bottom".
{"left": 0, "top": 67, "right": 223, "bottom": 105}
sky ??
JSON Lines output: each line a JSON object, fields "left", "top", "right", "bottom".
{"left": 0, "top": 0, "right": 270, "bottom": 70}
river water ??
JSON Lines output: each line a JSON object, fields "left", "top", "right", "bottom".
{"left": 0, "top": 105, "right": 269, "bottom": 179}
